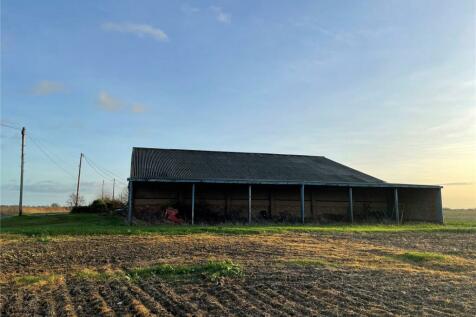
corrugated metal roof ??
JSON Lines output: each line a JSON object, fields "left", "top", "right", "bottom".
{"left": 130, "top": 147, "right": 385, "bottom": 184}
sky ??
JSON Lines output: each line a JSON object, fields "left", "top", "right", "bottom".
{"left": 1, "top": 0, "right": 475, "bottom": 208}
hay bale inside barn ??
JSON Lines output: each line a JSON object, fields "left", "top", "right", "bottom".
{"left": 127, "top": 147, "right": 443, "bottom": 224}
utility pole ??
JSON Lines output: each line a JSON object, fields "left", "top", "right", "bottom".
{"left": 75, "top": 153, "right": 83, "bottom": 207}
{"left": 101, "top": 180, "right": 104, "bottom": 200}
{"left": 18, "top": 127, "right": 25, "bottom": 216}
{"left": 112, "top": 178, "right": 115, "bottom": 200}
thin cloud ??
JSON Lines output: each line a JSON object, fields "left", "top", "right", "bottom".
{"left": 32, "top": 80, "right": 65, "bottom": 96}
{"left": 98, "top": 91, "right": 122, "bottom": 112}
{"left": 441, "top": 182, "right": 473, "bottom": 186}
{"left": 1, "top": 180, "right": 82, "bottom": 194}
{"left": 293, "top": 17, "right": 396, "bottom": 46}
{"left": 131, "top": 104, "right": 146, "bottom": 113}
{"left": 97, "top": 92, "right": 147, "bottom": 114}
{"left": 102, "top": 22, "right": 168, "bottom": 41}
{"left": 210, "top": 6, "right": 231, "bottom": 23}
{"left": 181, "top": 4, "right": 200, "bottom": 14}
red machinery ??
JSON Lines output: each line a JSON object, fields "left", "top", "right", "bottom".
{"left": 164, "top": 208, "right": 183, "bottom": 224}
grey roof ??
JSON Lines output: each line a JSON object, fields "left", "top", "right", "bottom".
{"left": 130, "top": 147, "right": 386, "bottom": 185}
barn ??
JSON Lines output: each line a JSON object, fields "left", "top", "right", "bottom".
{"left": 127, "top": 147, "right": 443, "bottom": 224}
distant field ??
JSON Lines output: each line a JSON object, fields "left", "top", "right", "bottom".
{"left": 0, "top": 206, "right": 69, "bottom": 217}
{"left": 444, "top": 208, "right": 476, "bottom": 224}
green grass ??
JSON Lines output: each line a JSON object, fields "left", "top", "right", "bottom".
{"left": 15, "top": 274, "right": 60, "bottom": 286}
{"left": 15, "top": 275, "right": 43, "bottom": 285}
{"left": 34, "top": 234, "right": 52, "bottom": 243}
{"left": 128, "top": 260, "right": 243, "bottom": 281}
{"left": 393, "top": 251, "right": 446, "bottom": 263}
{"left": 16, "top": 261, "right": 243, "bottom": 285}
{"left": 1, "top": 212, "right": 475, "bottom": 237}
{"left": 75, "top": 268, "right": 126, "bottom": 281}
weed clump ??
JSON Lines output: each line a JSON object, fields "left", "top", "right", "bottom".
{"left": 128, "top": 260, "right": 243, "bottom": 281}
{"left": 15, "top": 274, "right": 60, "bottom": 286}
{"left": 33, "top": 234, "right": 51, "bottom": 243}
{"left": 395, "top": 251, "right": 446, "bottom": 263}
{"left": 74, "top": 268, "right": 127, "bottom": 281}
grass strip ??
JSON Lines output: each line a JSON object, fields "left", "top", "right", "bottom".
{"left": 15, "top": 274, "right": 61, "bottom": 286}
{"left": 393, "top": 251, "right": 446, "bottom": 264}
{"left": 1, "top": 213, "right": 475, "bottom": 236}
{"left": 75, "top": 268, "right": 126, "bottom": 281}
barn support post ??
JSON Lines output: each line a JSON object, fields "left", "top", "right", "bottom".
{"left": 436, "top": 188, "right": 443, "bottom": 224}
{"left": 191, "top": 183, "right": 195, "bottom": 225}
{"left": 127, "top": 181, "right": 133, "bottom": 225}
{"left": 310, "top": 189, "right": 314, "bottom": 219}
{"left": 268, "top": 191, "right": 272, "bottom": 217}
{"left": 300, "top": 184, "right": 305, "bottom": 224}
{"left": 225, "top": 190, "right": 230, "bottom": 221}
{"left": 394, "top": 188, "right": 399, "bottom": 225}
{"left": 348, "top": 187, "right": 354, "bottom": 223}
{"left": 248, "top": 185, "right": 252, "bottom": 224}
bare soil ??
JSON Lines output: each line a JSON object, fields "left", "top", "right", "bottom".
{"left": 1, "top": 231, "right": 475, "bottom": 316}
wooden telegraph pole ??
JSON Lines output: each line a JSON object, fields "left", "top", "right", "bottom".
{"left": 18, "top": 127, "right": 25, "bottom": 216}
{"left": 112, "top": 178, "right": 115, "bottom": 200}
{"left": 101, "top": 180, "right": 105, "bottom": 200}
{"left": 75, "top": 153, "right": 83, "bottom": 206}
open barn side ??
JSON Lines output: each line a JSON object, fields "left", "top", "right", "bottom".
{"left": 130, "top": 181, "right": 443, "bottom": 224}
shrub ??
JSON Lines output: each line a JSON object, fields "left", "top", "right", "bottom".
{"left": 91, "top": 199, "right": 108, "bottom": 212}
{"left": 103, "top": 198, "right": 124, "bottom": 211}
{"left": 70, "top": 206, "right": 95, "bottom": 214}
{"left": 128, "top": 260, "right": 243, "bottom": 281}
{"left": 70, "top": 199, "right": 125, "bottom": 214}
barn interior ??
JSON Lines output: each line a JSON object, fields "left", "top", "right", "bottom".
{"left": 131, "top": 182, "right": 443, "bottom": 224}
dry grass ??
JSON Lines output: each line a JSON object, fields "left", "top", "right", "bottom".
{"left": 285, "top": 258, "right": 335, "bottom": 267}
{"left": 0, "top": 205, "right": 69, "bottom": 216}
{"left": 444, "top": 208, "right": 476, "bottom": 224}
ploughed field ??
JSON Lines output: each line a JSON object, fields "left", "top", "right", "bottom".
{"left": 1, "top": 229, "right": 475, "bottom": 316}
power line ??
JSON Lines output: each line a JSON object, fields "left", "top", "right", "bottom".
{"left": 5, "top": 124, "right": 127, "bottom": 192}
{"left": 85, "top": 155, "right": 125, "bottom": 180}
{"left": 0, "top": 123, "right": 21, "bottom": 130}
{"left": 27, "top": 135, "right": 76, "bottom": 179}
{"left": 83, "top": 156, "right": 127, "bottom": 188}
{"left": 30, "top": 134, "right": 76, "bottom": 170}
{"left": 83, "top": 156, "right": 115, "bottom": 181}
{"left": 83, "top": 154, "right": 127, "bottom": 184}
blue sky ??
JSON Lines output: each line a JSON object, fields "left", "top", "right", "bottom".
{"left": 1, "top": 0, "right": 475, "bottom": 207}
